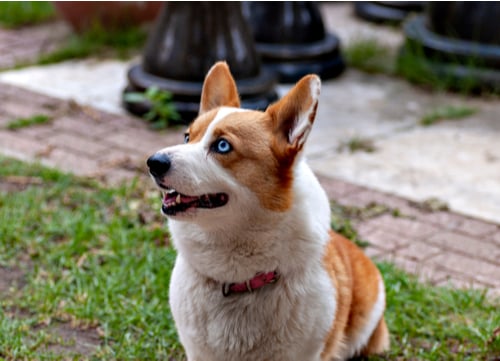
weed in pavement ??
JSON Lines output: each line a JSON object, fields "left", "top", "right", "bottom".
{"left": 344, "top": 38, "right": 396, "bottom": 75}
{"left": 397, "top": 40, "right": 500, "bottom": 95}
{"left": 420, "top": 105, "right": 477, "bottom": 126}
{"left": 6, "top": 114, "right": 52, "bottom": 130}
{"left": 337, "top": 136, "right": 377, "bottom": 154}
{"left": 124, "top": 87, "right": 181, "bottom": 129}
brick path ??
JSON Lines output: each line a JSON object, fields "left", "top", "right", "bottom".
{"left": 1, "top": 22, "right": 499, "bottom": 298}
{"left": 0, "top": 21, "right": 70, "bottom": 70}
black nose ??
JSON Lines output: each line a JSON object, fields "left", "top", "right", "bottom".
{"left": 147, "top": 153, "right": 171, "bottom": 178}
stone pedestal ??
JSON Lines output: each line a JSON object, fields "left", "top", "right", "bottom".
{"left": 354, "top": 2, "right": 426, "bottom": 24}
{"left": 399, "top": 2, "right": 500, "bottom": 93}
{"left": 242, "top": 2, "right": 345, "bottom": 83}
{"left": 123, "top": 2, "right": 278, "bottom": 124}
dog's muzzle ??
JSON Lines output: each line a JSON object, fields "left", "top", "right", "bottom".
{"left": 146, "top": 152, "right": 229, "bottom": 216}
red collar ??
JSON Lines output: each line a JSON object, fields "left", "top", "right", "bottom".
{"left": 222, "top": 271, "right": 280, "bottom": 297}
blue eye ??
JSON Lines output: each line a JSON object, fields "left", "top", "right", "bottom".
{"left": 184, "top": 134, "right": 190, "bottom": 143}
{"left": 213, "top": 138, "right": 232, "bottom": 154}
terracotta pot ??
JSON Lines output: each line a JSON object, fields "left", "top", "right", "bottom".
{"left": 53, "top": 1, "right": 162, "bottom": 33}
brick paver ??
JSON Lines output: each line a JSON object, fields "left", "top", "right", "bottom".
{"left": 0, "top": 82, "right": 183, "bottom": 183}
{"left": 1, "top": 22, "right": 499, "bottom": 299}
{"left": 0, "top": 22, "right": 70, "bottom": 69}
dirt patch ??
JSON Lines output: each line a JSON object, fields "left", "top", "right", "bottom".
{"left": 0, "top": 265, "right": 101, "bottom": 358}
{"left": 42, "top": 321, "right": 101, "bottom": 358}
{"left": 0, "top": 176, "right": 43, "bottom": 193}
{"left": 0, "top": 264, "right": 27, "bottom": 293}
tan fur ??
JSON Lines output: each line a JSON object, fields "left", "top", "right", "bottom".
{"left": 322, "top": 232, "right": 389, "bottom": 359}
{"left": 148, "top": 62, "right": 389, "bottom": 360}
{"left": 199, "top": 62, "right": 240, "bottom": 114}
{"left": 197, "top": 111, "right": 293, "bottom": 211}
{"left": 362, "top": 317, "right": 390, "bottom": 356}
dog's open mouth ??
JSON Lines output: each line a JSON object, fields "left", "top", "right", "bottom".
{"left": 161, "top": 189, "right": 229, "bottom": 216}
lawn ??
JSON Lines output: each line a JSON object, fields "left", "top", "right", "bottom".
{"left": 0, "top": 155, "right": 499, "bottom": 360}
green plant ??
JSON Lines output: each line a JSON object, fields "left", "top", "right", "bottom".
{"left": 124, "top": 87, "right": 181, "bottom": 129}
{"left": 420, "top": 105, "right": 477, "bottom": 126}
{"left": 344, "top": 38, "right": 395, "bottom": 75}
{"left": 6, "top": 114, "right": 51, "bottom": 130}
{"left": 0, "top": 2, "right": 55, "bottom": 28}
{"left": 338, "top": 136, "right": 377, "bottom": 153}
{"left": 396, "top": 39, "right": 498, "bottom": 95}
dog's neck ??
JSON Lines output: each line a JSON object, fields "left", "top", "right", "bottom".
{"left": 169, "top": 211, "right": 294, "bottom": 283}
{"left": 169, "top": 162, "right": 332, "bottom": 285}
{"left": 221, "top": 270, "right": 280, "bottom": 297}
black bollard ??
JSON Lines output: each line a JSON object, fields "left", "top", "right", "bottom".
{"left": 399, "top": 2, "right": 500, "bottom": 93}
{"left": 242, "top": 2, "right": 345, "bottom": 83}
{"left": 123, "top": 2, "right": 278, "bottom": 125}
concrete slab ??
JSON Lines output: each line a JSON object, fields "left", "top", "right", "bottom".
{"left": 0, "top": 58, "right": 136, "bottom": 115}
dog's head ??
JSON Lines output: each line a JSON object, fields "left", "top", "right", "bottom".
{"left": 147, "top": 62, "right": 320, "bottom": 226}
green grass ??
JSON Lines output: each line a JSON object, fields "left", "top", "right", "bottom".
{"left": 420, "top": 105, "right": 478, "bottom": 126}
{"left": 344, "top": 36, "right": 500, "bottom": 96}
{"left": 124, "top": 87, "right": 181, "bottom": 129}
{"left": 337, "top": 136, "right": 377, "bottom": 154}
{"left": 375, "top": 262, "right": 500, "bottom": 360}
{"left": 0, "top": 155, "right": 498, "bottom": 360}
{"left": 396, "top": 40, "right": 500, "bottom": 95}
{"left": 0, "top": 2, "right": 55, "bottom": 28}
{"left": 344, "top": 38, "right": 396, "bottom": 75}
{"left": 37, "top": 24, "right": 148, "bottom": 64}
{"left": 0, "top": 156, "right": 183, "bottom": 360}
{"left": 6, "top": 114, "right": 52, "bottom": 130}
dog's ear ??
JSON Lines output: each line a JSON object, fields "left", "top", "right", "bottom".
{"left": 267, "top": 74, "right": 320, "bottom": 153}
{"left": 199, "top": 61, "right": 241, "bottom": 114}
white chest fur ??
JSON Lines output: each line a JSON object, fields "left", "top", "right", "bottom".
{"left": 168, "top": 162, "right": 336, "bottom": 361}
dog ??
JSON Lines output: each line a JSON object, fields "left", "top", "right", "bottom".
{"left": 147, "top": 61, "right": 390, "bottom": 361}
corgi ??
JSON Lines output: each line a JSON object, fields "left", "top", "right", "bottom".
{"left": 146, "top": 61, "right": 389, "bottom": 361}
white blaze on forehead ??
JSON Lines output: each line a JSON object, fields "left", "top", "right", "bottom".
{"left": 201, "top": 107, "right": 248, "bottom": 145}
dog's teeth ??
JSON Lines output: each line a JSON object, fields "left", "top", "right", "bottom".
{"left": 167, "top": 189, "right": 176, "bottom": 194}
{"left": 176, "top": 194, "right": 181, "bottom": 204}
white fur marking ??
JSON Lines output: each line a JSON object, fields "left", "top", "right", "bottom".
{"left": 288, "top": 77, "right": 320, "bottom": 147}
{"left": 349, "top": 277, "right": 386, "bottom": 356}
{"left": 201, "top": 106, "right": 246, "bottom": 146}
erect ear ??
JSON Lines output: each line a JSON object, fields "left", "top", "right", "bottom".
{"left": 199, "top": 61, "right": 241, "bottom": 114}
{"left": 266, "top": 74, "right": 321, "bottom": 152}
